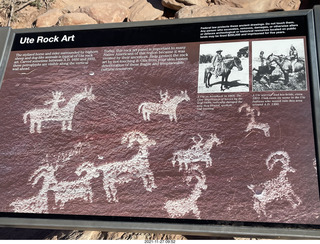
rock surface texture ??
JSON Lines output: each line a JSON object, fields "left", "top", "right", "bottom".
{"left": 0, "top": 0, "right": 303, "bottom": 28}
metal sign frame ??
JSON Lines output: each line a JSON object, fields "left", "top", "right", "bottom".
{"left": 0, "top": 6, "right": 320, "bottom": 239}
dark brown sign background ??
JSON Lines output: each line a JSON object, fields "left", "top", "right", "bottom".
{"left": 0, "top": 41, "right": 319, "bottom": 225}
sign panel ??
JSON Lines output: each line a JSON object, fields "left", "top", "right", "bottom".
{"left": 0, "top": 7, "right": 320, "bottom": 238}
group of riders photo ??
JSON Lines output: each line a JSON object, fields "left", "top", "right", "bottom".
{"left": 198, "top": 38, "right": 306, "bottom": 93}
{"left": 252, "top": 38, "right": 306, "bottom": 91}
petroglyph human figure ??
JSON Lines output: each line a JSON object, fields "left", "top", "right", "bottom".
{"left": 10, "top": 143, "right": 91, "bottom": 212}
{"left": 10, "top": 156, "right": 59, "bottom": 213}
{"left": 23, "top": 86, "right": 95, "bottom": 133}
{"left": 164, "top": 165, "right": 207, "bottom": 219}
{"left": 51, "top": 162, "right": 100, "bottom": 209}
{"left": 159, "top": 90, "right": 170, "bottom": 104}
{"left": 238, "top": 103, "right": 270, "bottom": 137}
{"left": 247, "top": 151, "right": 302, "bottom": 217}
{"left": 138, "top": 90, "right": 190, "bottom": 122}
{"left": 172, "top": 134, "right": 223, "bottom": 171}
{"left": 97, "top": 131, "right": 157, "bottom": 202}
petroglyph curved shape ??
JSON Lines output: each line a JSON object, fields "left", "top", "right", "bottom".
{"left": 138, "top": 90, "right": 190, "bottom": 122}
{"left": 239, "top": 103, "right": 270, "bottom": 137}
{"left": 23, "top": 86, "right": 95, "bottom": 133}
{"left": 164, "top": 165, "right": 207, "bottom": 219}
{"left": 247, "top": 151, "right": 302, "bottom": 217}
{"left": 172, "top": 134, "right": 223, "bottom": 171}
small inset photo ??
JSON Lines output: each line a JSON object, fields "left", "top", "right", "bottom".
{"left": 252, "top": 38, "right": 307, "bottom": 91}
{"left": 198, "top": 41, "right": 249, "bottom": 93}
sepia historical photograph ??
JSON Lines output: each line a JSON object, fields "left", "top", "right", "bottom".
{"left": 252, "top": 38, "right": 307, "bottom": 91}
{"left": 198, "top": 41, "right": 249, "bottom": 93}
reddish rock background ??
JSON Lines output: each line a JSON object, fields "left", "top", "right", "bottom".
{"left": 0, "top": 42, "right": 319, "bottom": 226}
{"left": 1, "top": 0, "right": 320, "bottom": 240}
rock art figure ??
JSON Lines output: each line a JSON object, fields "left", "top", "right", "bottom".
{"left": 238, "top": 103, "right": 270, "bottom": 137}
{"left": 97, "top": 131, "right": 157, "bottom": 202}
{"left": 23, "top": 86, "right": 95, "bottom": 133}
{"left": 164, "top": 165, "right": 207, "bottom": 219}
{"left": 52, "top": 142, "right": 86, "bottom": 164}
{"left": 247, "top": 151, "right": 302, "bottom": 217}
{"left": 138, "top": 90, "right": 190, "bottom": 122}
{"left": 51, "top": 162, "right": 100, "bottom": 209}
{"left": 172, "top": 134, "right": 223, "bottom": 171}
{"left": 313, "top": 158, "right": 318, "bottom": 172}
{"left": 10, "top": 157, "right": 59, "bottom": 213}
{"left": 10, "top": 143, "right": 95, "bottom": 212}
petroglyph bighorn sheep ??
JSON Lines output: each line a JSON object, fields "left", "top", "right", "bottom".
{"left": 23, "top": 86, "right": 95, "bottom": 133}
{"left": 51, "top": 162, "right": 100, "bottom": 209}
{"left": 238, "top": 103, "right": 270, "bottom": 137}
{"left": 172, "top": 134, "right": 223, "bottom": 171}
{"left": 247, "top": 151, "right": 302, "bottom": 217}
{"left": 97, "top": 131, "right": 157, "bottom": 202}
{"left": 138, "top": 90, "right": 190, "bottom": 122}
{"left": 164, "top": 165, "right": 207, "bottom": 219}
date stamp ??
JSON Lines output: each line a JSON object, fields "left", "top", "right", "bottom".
{"left": 144, "top": 240, "right": 176, "bottom": 244}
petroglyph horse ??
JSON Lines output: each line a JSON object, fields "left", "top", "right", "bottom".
{"left": 238, "top": 103, "right": 270, "bottom": 137}
{"left": 97, "top": 131, "right": 157, "bottom": 202}
{"left": 172, "top": 134, "right": 223, "bottom": 171}
{"left": 247, "top": 151, "right": 302, "bottom": 217}
{"left": 164, "top": 165, "right": 207, "bottom": 219}
{"left": 23, "top": 86, "right": 95, "bottom": 133}
{"left": 138, "top": 90, "right": 190, "bottom": 122}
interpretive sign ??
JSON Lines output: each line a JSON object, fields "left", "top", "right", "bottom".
{"left": 1, "top": 6, "right": 320, "bottom": 239}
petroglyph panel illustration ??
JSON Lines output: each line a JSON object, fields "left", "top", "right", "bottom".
{"left": 51, "top": 162, "right": 100, "bottom": 209}
{"left": 172, "top": 134, "right": 223, "bottom": 171}
{"left": 0, "top": 41, "right": 319, "bottom": 225}
{"left": 247, "top": 151, "right": 302, "bottom": 217}
{"left": 10, "top": 142, "right": 92, "bottom": 213}
{"left": 238, "top": 103, "right": 270, "bottom": 137}
{"left": 164, "top": 165, "right": 207, "bottom": 219}
{"left": 97, "top": 131, "right": 157, "bottom": 203}
{"left": 23, "top": 87, "right": 95, "bottom": 133}
{"left": 138, "top": 90, "right": 190, "bottom": 122}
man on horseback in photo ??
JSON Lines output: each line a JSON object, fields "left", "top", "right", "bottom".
{"left": 212, "top": 50, "right": 223, "bottom": 78}
{"left": 289, "top": 45, "right": 298, "bottom": 73}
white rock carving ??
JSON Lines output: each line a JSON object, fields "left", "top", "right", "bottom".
{"left": 247, "top": 151, "right": 302, "bottom": 217}
{"left": 23, "top": 86, "right": 95, "bottom": 133}
{"left": 51, "top": 161, "right": 100, "bottom": 209}
{"left": 138, "top": 90, "right": 190, "bottom": 122}
{"left": 10, "top": 157, "right": 59, "bottom": 213}
{"left": 97, "top": 131, "right": 157, "bottom": 202}
{"left": 238, "top": 103, "right": 270, "bottom": 137}
{"left": 172, "top": 134, "right": 223, "bottom": 171}
{"left": 10, "top": 143, "right": 91, "bottom": 212}
{"left": 52, "top": 142, "right": 86, "bottom": 164}
{"left": 164, "top": 165, "right": 207, "bottom": 219}
{"left": 313, "top": 158, "right": 318, "bottom": 172}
